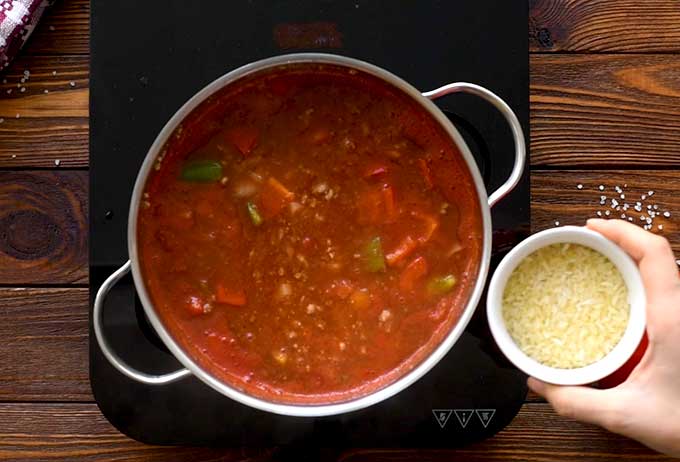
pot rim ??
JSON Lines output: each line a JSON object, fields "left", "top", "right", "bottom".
{"left": 127, "top": 53, "right": 493, "bottom": 417}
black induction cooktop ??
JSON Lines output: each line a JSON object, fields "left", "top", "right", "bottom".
{"left": 89, "top": 0, "right": 530, "bottom": 448}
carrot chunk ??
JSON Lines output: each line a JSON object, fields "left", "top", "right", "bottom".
{"left": 216, "top": 285, "right": 246, "bottom": 306}
{"left": 399, "top": 256, "right": 429, "bottom": 291}
{"left": 260, "top": 177, "right": 295, "bottom": 218}
{"left": 385, "top": 235, "right": 418, "bottom": 266}
{"left": 382, "top": 184, "right": 397, "bottom": 223}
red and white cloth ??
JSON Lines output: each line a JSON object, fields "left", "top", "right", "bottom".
{"left": 0, "top": 0, "right": 53, "bottom": 71}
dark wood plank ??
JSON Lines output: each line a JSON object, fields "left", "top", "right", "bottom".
{"left": 22, "top": 0, "right": 89, "bottom": 56}
{"left": 1, "top": 403, "right": 667, "bottom": 461}
{"left": 0, "top": 55, "right": 88, "bottom": 168}
{"left": 0, "top": 171, "right": 87, "bottom": 284}
{"left": 340, "top": 404, "right": 669, "bottom": 462}
{"left": 0, "top": 403, "right": 273, "bottom": 462}
{"left": 0, "top": 288, "right": 90, "bottom": 401}
{"left": 18, "top": 0, "right": 680, "bottom": 56}
{"left": 530, "top": 0, "right": 680, "bottom": 52}
{"left": 531, "top": 54, "right": 680, "bottom": 167}
{"left": 532, "top": 170, "right": 680, "bottom": 254}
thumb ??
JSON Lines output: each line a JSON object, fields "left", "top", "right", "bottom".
{"left": 528, "top": 377, "right": 627, "bottom": 432}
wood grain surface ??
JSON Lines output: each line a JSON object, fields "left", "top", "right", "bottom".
{"left": 0, "top": 171, "right": 87, "bottom": 285}
{"left": 531, "top": 54, "right": 680, "bottom": 167}
{"left": 1, "top": 0, "right": 680, "bottom": 460}
{"left": 22, "top": 0, "right": 89, "bottom": 56}
{"left": 0, "top": 54, "right": 88, "bottom": 168}
{"left": 0, "top": 403, "right": 668, "bottom": 462}
{"left": 532, "top": 170, "right": 680, "bottom": 254}
{"left": 0, "top": 288, "right": 90, "bottom": 402}
{"left": 530, "top": 0, "right": 680, "bottom": 52}
{"left": 0, "top": 403, "right": 274, "bottom": 462}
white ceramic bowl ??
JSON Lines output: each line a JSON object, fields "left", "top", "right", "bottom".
{"left": 487, "top": 226, "right": 646, "bottom": 385}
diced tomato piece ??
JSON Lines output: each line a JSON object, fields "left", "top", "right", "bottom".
{"left": 216, "top": 285, "right": 247, "bottom": 306}
{"left": 357, "top": 189, "right": 384, "bottom": 225}
{"left": 225, "top": 126, "right": 259, "bottom": 156}
{"left": 357, "top": 184, "right": 398, "bottom": 224}
{"left": 385, "top": 235, "right": 418, "bottom": 266}
{"left": 382, "top": 184, "right": 397, "bottom": 223}
{"left": 412, "top": 211, "right": 439, "bottom": 244}
{"left": 399, "top": 256, "right": 429, "bottom": 291}
{"left": 350, "top": 288, "right": 371, "bottom": 311}
{"left": 364, "top": 164, "right": 388, "bottom": 179}
{"left": 418, "top": 158, "right": 434, "bottom": 189}
{"left": 186, "top": 295, "right": 206, "bottom": 316}
{"left": 260, "top": 177, "right": 295, "bottom": 218}
{"left": 327, "top": 279, "right": 355, "bottom": 299}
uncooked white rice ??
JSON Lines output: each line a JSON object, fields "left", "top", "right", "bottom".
{"left": 502, "top": 243, "right": 629, "bottom": 369}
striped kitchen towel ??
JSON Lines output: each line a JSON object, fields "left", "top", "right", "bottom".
{"left": 1, "top": 0, "right": 53, "bottom": 71}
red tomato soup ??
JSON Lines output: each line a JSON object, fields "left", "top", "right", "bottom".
{"left": 137, "top": 64, "right": 483, "bottom": 404}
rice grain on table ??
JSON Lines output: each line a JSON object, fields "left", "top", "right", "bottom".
{"left": 502, "top": 243, "right": 629, "bottom": 369}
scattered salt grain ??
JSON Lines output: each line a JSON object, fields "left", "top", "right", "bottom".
{"left": 49, "top": 25, "right": 55, "bottom": 31}
{"left": 52, "top": 71, "right": 57, "bottom": 76}
{"left": 15, "top": 114, "right": 20, "bottom": 119}
{"left": 577, "top": 184, "right": 583, "bottom": 190}
{"left": 0, "top": 118, "right": 3, "bottom": 123}
{"left": 605, "top": 210, "right": 611, "bottom": 216}
{"left": 596, "top": 211, "right": 602, "bottom": 217}
{"left": 599, "top": 185, "right": 605, "bottom": 191}
{"left": 69, "top": 81, "right": 76, "bottom": 87}
{"left": 554, "top": 221, "right": 560, "bottom": 226}
{"left": 54, "top": 159, "right": 60, "bottom": 166}
{"left": 20, "top": 87, "right": 26, "bottom": 93}
{"left": 664, "top": 211, "right": 671, "bottom": 218}
{"left": 648, "top": 191, "right": 655, "bottom": 196}
{"left": 658, "top": 225, "right": 664, "bottom": 231}
{"left": 44, "top": 89, "right": 49, "bottom": 94}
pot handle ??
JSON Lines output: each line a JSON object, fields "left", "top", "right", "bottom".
{"left": 93, "top": 260, "right": 192, "bottom": 385}
{"left": 423, "top": 83, "right": 526, "bottom": 208}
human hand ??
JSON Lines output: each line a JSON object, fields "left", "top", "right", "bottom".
{"left": 528, "top": 219, "right": 680, "bottom": 457}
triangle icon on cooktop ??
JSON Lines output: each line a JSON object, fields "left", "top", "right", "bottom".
{"left": 432, "top": 409, "right": 453, "bottom": 428}
{"left": 454, "top": 409, "right": 475, "bottom": 428}
{"left": 475, "top": 409, "right": 496, "bottom": 428}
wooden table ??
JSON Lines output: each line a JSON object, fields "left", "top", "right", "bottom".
{"left": 1, "top": 1, "right": 679, "bottom": 460}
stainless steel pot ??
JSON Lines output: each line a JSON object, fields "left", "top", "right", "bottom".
{"left": 94, "top": 53, "right": 526, "bottom": 417}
